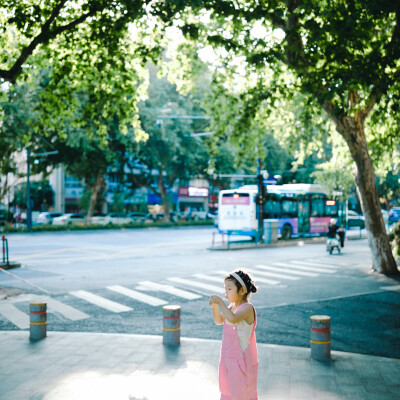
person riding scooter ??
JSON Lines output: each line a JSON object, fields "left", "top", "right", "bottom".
{"left": 328, "top": 218, "right": 345, "bottom": 247}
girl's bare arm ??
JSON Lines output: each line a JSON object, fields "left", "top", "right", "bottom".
{"left": 209, "top": 295, "right": 253, "bottom": 324}
{"left": 211, "top": 304, "right": 225, "bottom": 325}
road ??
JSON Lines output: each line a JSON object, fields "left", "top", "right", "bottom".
{"left": 1, "top": 226, "right": 399, "bottom": 358}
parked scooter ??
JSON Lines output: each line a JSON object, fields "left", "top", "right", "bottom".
{"left": 326, "top": 235, "right": 341, "bottom": 254}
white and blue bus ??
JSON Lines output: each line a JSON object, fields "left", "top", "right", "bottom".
{"left": 218, "top": 184, "right": 342, "bottom": 239}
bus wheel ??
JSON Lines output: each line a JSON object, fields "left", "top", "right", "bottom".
{"left": 281, "top": 224, "right": 292, "bottom": 240}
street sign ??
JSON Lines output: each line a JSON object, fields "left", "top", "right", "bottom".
{"left": 264, "top": 177, "right": 278, "bottom": 185}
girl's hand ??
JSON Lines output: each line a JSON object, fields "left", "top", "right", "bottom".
{"left": 209, "top": 295, "right": 222, "bottom": 306}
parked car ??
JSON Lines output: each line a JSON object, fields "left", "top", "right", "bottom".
{"left": 53, "top": 213, "right": 85, "bottom": 226}
{"left": 36, "top": 212, "right": 64, "bottom": 225}
{"left": 127, "top": 212, "right": 155, "bottom": 223}
{"left": 155, "top": 212, "right": 181, "bottom": 223}
{"left": 389, "top": 207, "right": 400, "bottom": 224}
{"left": 91, "top": 213, "right": 132, "bottom": 225}
{"left": 346, "top": 210, "right": 365, "bottom": 229}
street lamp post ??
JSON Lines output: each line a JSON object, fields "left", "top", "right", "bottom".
{"left": 25, "top": 150, "right": 59, "bottom": 231}
{"left": 26, "top": 147, "right": 32, "bottom": 231}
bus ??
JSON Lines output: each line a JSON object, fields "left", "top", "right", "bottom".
{"left": 218, "top": 183, "right": 342, "bottom": 240}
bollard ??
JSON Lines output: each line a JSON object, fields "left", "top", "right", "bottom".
{"left": 310, "top": 315, "right": 331, "bottom": 360}
{"left": 2, "top": 235, "right": 9, "bottom": 264}
{"left": 30, "top": 302, "right": 47, "bottom": 341}
{"left": 163, "top": 305, "right": 180, "bottom": 346}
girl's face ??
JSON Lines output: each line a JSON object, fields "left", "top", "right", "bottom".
{"left": 224, "top": 278, "right": 243, "bottom": 303}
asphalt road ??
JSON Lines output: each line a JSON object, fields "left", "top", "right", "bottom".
{"left": 1, "top": 226, "right": 399, "bottom": 359}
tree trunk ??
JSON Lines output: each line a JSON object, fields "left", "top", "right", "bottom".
{"left": 0, "top": 174, "right": 9, "bottom": 204}
{"left": 157, "top": 169, "right": 170, "bottom": 222}
{"left": 85, "top": 173, "right": 106, "bottom": 224}
{"left": 328, "top": 109, "right": 398, "bottom": 275}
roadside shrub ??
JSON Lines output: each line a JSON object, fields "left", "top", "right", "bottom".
{"left": 0, "top": 219, "right": 214, "bottom": 234}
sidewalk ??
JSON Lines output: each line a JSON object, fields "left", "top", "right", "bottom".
{"left": 1, "top": 331, "right": 399, "bottom": 400}
{"left": 209, "top": 228, "right": 367, "bottom": 250}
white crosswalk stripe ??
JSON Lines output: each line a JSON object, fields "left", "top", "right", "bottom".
{"left": 107, "top": 285, "right": 168, "bottom": 306}
{"left": 268, "top": 263, "right": 319, "bottom": 277}
{"left": 284, "top": 261, "right": 337, "bottom": 274}
{"left": 138, "top": 281, "right": 202, "bottom": 300}
{"left": 0, "top": 256, "right": 351, "bottom": 329}
{"left": 214, "top": 270, "right": 280, "bottom": 286}
{"left": 70, "top": 290, "right": 132, "bottom": 313}
{"left": 254, "top": 265, "right": 318, "bottom": 277}
{"left": 246, "top": 268, "right": 300, "bottom": 281}
{"left": 44, "top": 296, "right": 90, "bottom": 321}
{"left": 312, "top": 259, "right": 350, "bottom": 267}
{"left": 287, "top": 262, "right": 337, "bottom": 274}
{"left": 0, "top": 303, "right": 29, "bottom": 329}
{"left": 380, "top": 285, "right": 400, "bottom": 291}
{"left": 168, "top": 277, "right": 225, "bottom": 294}
{"left": 193, "top": 274, "right": 224, "bottom": 284}
{"left": 293, "top": 260, "right": 339, "bottom": 269}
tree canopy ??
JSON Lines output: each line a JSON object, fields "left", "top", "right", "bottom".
{"left": 168, "top": 0, "right": 400, "bottom": 274}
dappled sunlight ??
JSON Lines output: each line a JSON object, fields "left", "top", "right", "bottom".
{"left": 43, "top": 361, "right": 219, "bottom": 400}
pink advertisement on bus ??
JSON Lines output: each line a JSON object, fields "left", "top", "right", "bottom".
{"left": 221, "top": 197, "right": 250, "bottom": 205}
{"left": 310, "top": 217, "right": 330, "bottom": 233}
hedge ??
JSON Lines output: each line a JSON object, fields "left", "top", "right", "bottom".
{"left": 0, "top": 219, "right": 214, "bottom": 234}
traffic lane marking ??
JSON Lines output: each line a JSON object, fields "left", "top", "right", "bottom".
{"left": 137, "top": 281, "right": 202, "bottom": 300}
{"left": 380, "top": 285, "right": 400, "bottom": 291}
{"left": 36, "top": 296, "right": 90, "bottom": 321}
{"left": 18, "top": 241, "right": 209, "bottom": 264}
{"left": 107, "top": 285, "right": 168, "bottom": 306}
{"left": 70, "top": 290, "right": 132, "bottom": 313}
{"left": 286, "top": 262, "right": 337, "bottom": 274}
{"left": 214, "top": 270, "right": 280, "bottom": 286}
{"left": 255, "top": 264, "right": 319, "bottom": 277}
{"left": 0, "top": 303, "right": 29, "bottom": 329}
{"left": 294, "top": 260, "right": 341, "bottom": 268}
{"left": 193, "top": 274, "right": 224, "bottom": 284}
{"left": 167, "top": 277, "right": 225, "bottom": 294}
{"left": 246, "top": 268, "right": 300, "bottom": 281}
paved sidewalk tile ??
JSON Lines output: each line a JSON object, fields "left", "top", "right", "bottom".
{"left": 0, "top": 331, "right": 399, "bottom": 400}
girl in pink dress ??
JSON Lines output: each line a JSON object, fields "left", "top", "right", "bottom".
{"left": 209, "top": 270, "right": 258, "bottom": 400}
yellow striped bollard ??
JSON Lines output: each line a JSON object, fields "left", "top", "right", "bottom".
{"left": 310, "top": 315, "right": 331, "bottom": 360}
{"left": 30, "top": 302, "right": 47, "bottom": 341}
{"left": 163, "top": 305, "right": 180, "bottom": 346}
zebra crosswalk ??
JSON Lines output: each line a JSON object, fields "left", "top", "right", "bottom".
{"left": 0, "top": 258, "right": 346, "bottom": 329}
{"left": 70, "top": 290, "right": 133, "bottom": 313}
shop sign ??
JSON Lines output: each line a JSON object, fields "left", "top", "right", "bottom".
{"left": 179, "top": 186, "right": 209, "bottom": 197}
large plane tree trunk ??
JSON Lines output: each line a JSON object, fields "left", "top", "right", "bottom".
{"left": 325, "top": 104, "right": 398, "bottom": 275}
{"left": 157, "top": 169, "right": 171, "bottom": 222}
{"left": 85, "top": 173, "right": 106, "bottom": 224}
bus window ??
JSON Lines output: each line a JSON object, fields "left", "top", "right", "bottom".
{"left": 325, "top": 200, "right": 338, "bottom": 216}
{"left": 311, "top": 197, "right": 325, "bottom": 217}
{"left": 264, "top": 199, "right": 281, "bottom": 218}
{"left": 281, "top": 198, "right": 298, "bottom": 218}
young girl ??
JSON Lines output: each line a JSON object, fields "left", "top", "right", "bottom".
{"left": 209, "top": 270, "right": 258, "bottom": 400}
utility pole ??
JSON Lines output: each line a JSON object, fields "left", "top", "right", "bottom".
{"left": 26, "top": 148, "right": 32, "bottom": 231}
{"left": 256, "top": 158, "right": 264, "bottom": 243}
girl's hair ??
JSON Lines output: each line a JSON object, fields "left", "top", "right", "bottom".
{"left": 225, "top": 270, "right": 258, "bottom": 299}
